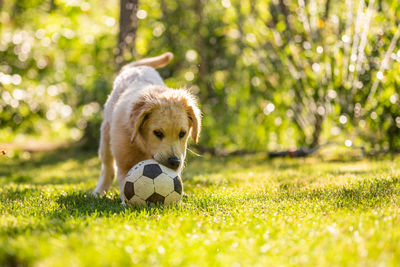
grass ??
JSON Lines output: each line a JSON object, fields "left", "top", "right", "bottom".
{"left": 1, "top": 148, "right": 400, "bottom": 266}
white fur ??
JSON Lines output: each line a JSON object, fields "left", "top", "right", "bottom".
{"left": 93, "top": 66, "right": 164, "bottom": 200}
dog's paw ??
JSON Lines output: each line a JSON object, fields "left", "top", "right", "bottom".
{"left": 92, "top": 190, "right": 105, "bottom": 197}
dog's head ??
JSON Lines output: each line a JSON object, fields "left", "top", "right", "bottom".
{"left": 129, "top": 87, "right": 201, "bottom": 173}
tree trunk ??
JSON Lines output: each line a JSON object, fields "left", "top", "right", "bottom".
{"left": 49, "top": 0, "right": 55, "bottom": 11}
{"left": 116, "top": 0, "right": 138, "bottom": 69}
{"left": 311, "top": 114, "right": 323, "bottom": 147}
{"left": 323, "top": 0, "right": 331, "bottom": 20}
{"left": 194, "top": 0, "right": 210, "bottom": 102}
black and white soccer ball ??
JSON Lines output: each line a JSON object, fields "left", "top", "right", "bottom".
{"left": 123, "top": 159, "right": 183, "bottom": 207}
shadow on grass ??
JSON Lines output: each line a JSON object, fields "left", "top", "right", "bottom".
{"left": 54, "top": 192, "right": 126, "bottom": 216}
{"left": 51, "top": 191, "right": 172, "bottom": 218}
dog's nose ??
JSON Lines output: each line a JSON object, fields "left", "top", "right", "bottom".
{"left": 167, "top": 156, "right": 180, "bottom": 169}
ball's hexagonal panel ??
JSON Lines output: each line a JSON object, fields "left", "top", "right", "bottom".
{"left": 126, "top": 164, "right": 145, "bottom": 183}
{"left": 126, "top": 195, "right": 146, "bottom": 207}
{"left": 124, "top": 181, "right": 135, "bottom": 200}
{"left": 146, "top": 193, "right": 165, "bottom": 205}
{"left": 173, "top": 176, "right": 183, "bottom": 194}
{"left": 143, "top": 164, "right": 163, "bottom": 179}
{"left": 134, "top": 176, "right": 155, "bottom": 199}
{"left": 159, "top": 164, "right": 179, "bottom": 178}
{"left": 154, "top": 174, "right": 174, "bottom": 196}
{"left": 164, "top": 191, "right": 182, "bottom": 205}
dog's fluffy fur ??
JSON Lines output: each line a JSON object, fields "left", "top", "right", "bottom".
{"left": 93, "top": 53, "right": 201, "bottom": 203}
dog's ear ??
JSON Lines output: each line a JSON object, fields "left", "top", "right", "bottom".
{"left": 185, "top": 95, "right": 201, "bottom": 143}
{"left": 130, "top": 99, "right": 152, "bottom": 143}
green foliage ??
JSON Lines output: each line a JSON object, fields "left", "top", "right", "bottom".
{"left": 0, "top": 0, "right": 118, "bottom": 142}
{"left": 1, "top": 149, "right": 400, "bottom": 265}
{"left": 1, "top": 0, "right": 400, "bottom": 150}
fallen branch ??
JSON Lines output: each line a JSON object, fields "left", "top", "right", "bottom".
{"left": 191, "top": 143, "right": 382, "bottom": 158}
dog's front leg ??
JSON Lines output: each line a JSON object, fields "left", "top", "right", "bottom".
{"left": 93, "top": 122, "right": 115, "bottom": 195}
{"left": 117, "top": 169, "right": 128, "bottom": 205}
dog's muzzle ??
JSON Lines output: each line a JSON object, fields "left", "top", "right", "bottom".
{"left": 167, "top": 156, "right": 180, "bottom": 170}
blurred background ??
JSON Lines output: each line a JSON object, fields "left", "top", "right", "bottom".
{"left": 0, "top": 0, "right": 399, "bottom": 155}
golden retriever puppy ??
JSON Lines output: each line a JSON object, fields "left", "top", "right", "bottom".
{"left": 93, "top": 53, "right": 201, "bottom": 203}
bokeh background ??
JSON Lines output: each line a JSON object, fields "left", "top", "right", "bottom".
{"left": 1, "top": 0, "right": 400, "bottom": 153}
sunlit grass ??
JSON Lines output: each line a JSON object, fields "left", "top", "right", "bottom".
{"left": 1, "top": 149, "right": 400, "bottom": 266}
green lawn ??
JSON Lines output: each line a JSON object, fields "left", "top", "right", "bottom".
{"left": 1, "top": 148, "right": 400, "bottom": 266}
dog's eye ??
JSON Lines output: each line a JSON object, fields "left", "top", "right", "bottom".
{"left": 153, "top": 130, "right": 164, "bottom": 140}
{"left": 179, "top": 131, "right": 186, "bottom": 139}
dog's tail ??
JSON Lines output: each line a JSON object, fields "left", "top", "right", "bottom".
{"left": 122, "top": 52, "right": 173, "bottom": 70}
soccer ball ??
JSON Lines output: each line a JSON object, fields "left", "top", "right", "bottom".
{"left": 123, "top": 159, "right": 183, "bottom": 207}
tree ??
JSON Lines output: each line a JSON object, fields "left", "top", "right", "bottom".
{"left": 116, "top": 0, "right": 138, "bottom": 69}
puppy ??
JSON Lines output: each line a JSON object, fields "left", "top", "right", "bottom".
{"left": 93, "top": 52, "right": 201, "bottom": 203}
